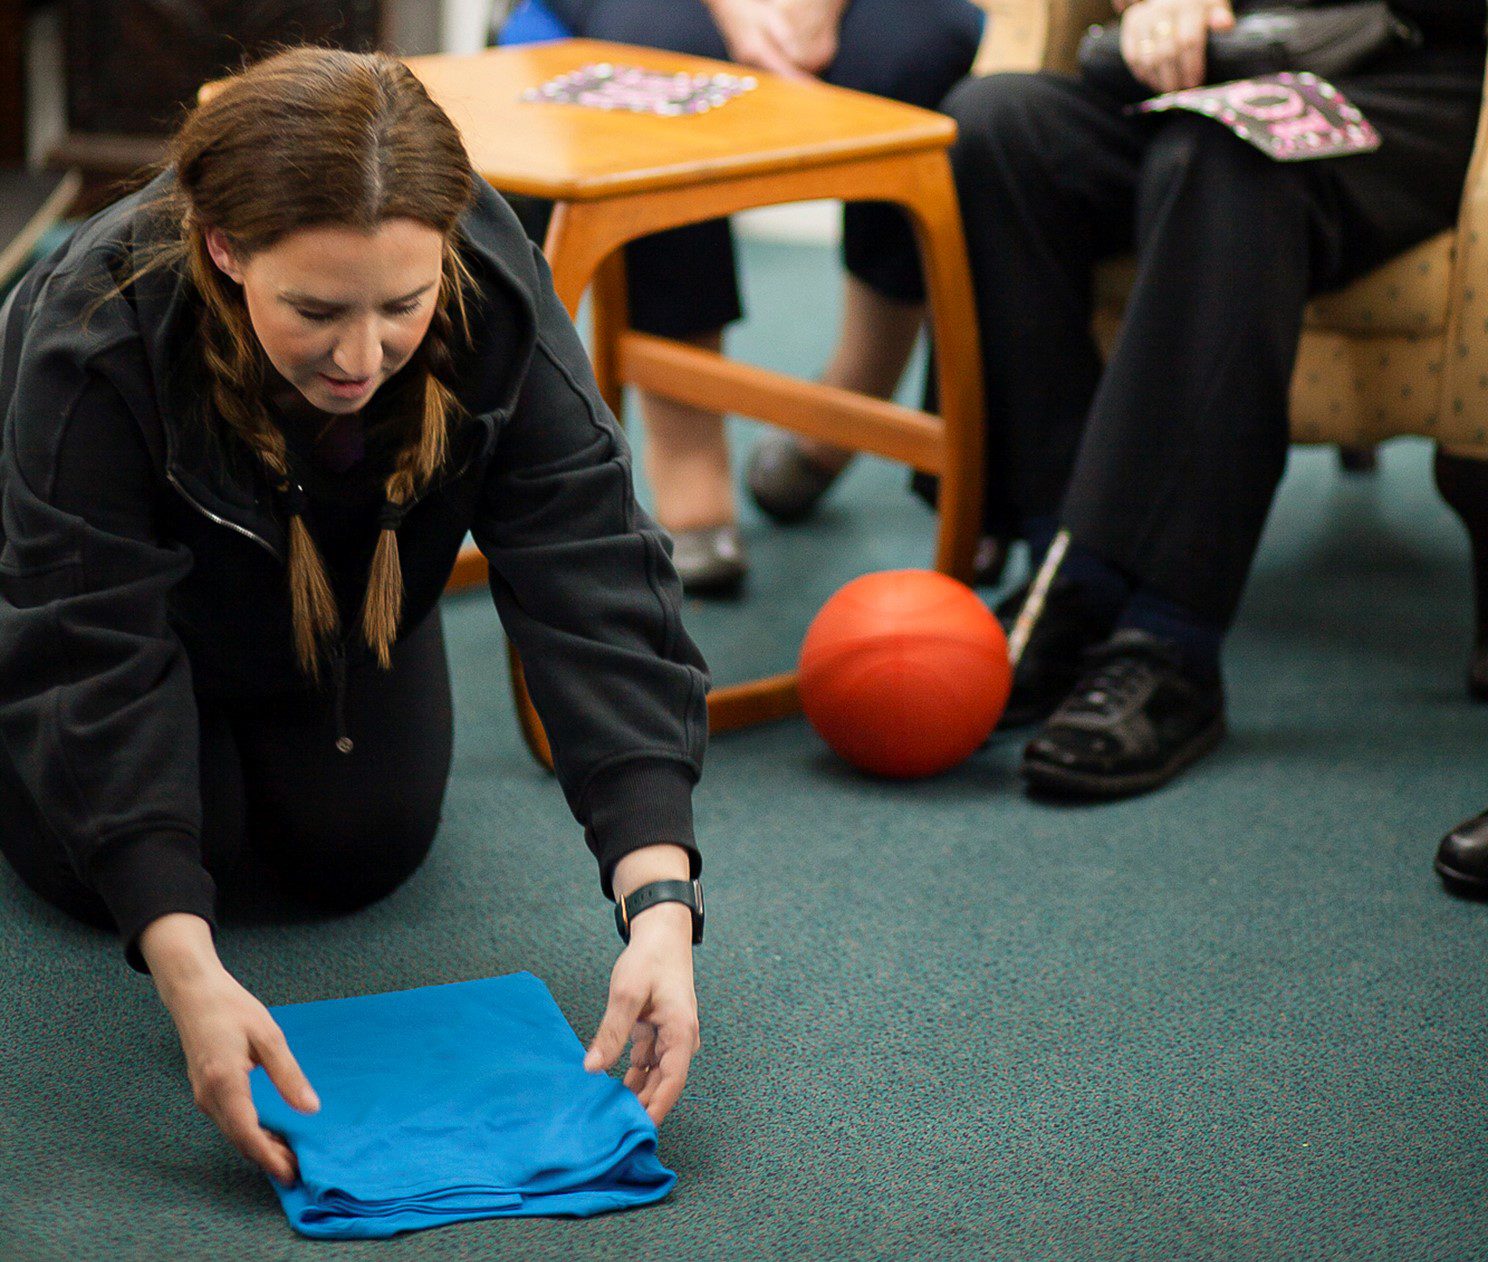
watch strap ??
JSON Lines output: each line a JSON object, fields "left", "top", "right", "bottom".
{"left": 615, "top": 878, "right": 704, "bottom": 944}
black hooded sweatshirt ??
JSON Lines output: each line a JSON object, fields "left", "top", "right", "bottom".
{"left": 0, "top": 172, "right": 710, "bottom": 958}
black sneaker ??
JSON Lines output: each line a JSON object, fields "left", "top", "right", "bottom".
{"left": 1470, "top": 636, "right": 1488, "bottom": 702}
{"left": 995, "top": 577, "right": 1122, "bottom": 728}
{"left": 1021, "top": 628, "right": 1225, "bottom": 798}
{"left": 1435, "top": 809, "right": 1488, "bottom": 897}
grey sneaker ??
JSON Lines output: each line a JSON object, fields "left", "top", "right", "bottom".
{"left": 671, "top": 524, "right": 748, "bottom": 598}
{"left": 746, "top": 434, "right": 842, "bottom": 524}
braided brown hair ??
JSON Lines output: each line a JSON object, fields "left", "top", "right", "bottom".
{"left": 163, "top": 47, "right": 477, "bottom": 678}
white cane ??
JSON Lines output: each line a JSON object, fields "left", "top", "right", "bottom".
{"left": 1006, "top": 528, "right": 1070, "bottom": 668}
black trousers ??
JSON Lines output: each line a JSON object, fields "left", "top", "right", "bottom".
{"left": 545, "top": 0, "right": 986, "bottom": 337}
{"left": 0, "top": 611, "right": 454, "bottom": 957}
{"left": 945, "top": 48, "right": 1483, "bottom": 627}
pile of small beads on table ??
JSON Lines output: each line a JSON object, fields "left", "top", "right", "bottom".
{"left": 521, "top": 63, "right": 758, "bottom": 116}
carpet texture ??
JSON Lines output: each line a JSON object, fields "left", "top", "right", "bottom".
{"left": 3, "top": 238, "right": 1487, "bottom": 1261}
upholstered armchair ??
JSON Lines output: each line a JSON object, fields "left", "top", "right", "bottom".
{"left": 969, "top": 0, "right": 1488, "bottom": 691}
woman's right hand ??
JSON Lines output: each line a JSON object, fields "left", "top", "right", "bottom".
{"left": 140, "top": 914, "right": 320, "bottom": 1186}
{"left": 1120, "top": 0, "right": 1235, "bottom": 95}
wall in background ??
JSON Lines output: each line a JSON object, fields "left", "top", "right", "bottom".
{"left": 22, "top": 0, "right": 472, "bottom": 163}
{"left": 440, "top": 0, "right": 494, "bottom": 53}
{"left": 23, "top": 4, "right": 62, "bottom": 167}
{"left": 23, "top": 0, "right": 840, "bottom": 245}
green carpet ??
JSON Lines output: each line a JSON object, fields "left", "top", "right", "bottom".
{"left": 4, "top": 238, "right": 1488, "bottom": 1261}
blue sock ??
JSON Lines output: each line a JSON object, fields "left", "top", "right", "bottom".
{"left": 1021, "top": 516, "right": 1131, "bottom": 617}
{"left": 1118, "top": 587, "right": 1224, "bottom": 681}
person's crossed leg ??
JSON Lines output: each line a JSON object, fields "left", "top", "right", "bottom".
{"left": 944, "top": 54, "right": 1478, "bottom": 798}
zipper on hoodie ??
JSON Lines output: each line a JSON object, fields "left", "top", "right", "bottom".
{"left": 329, "top": 640, "right": 354, "bottom": 755}
{"left": 169, "top": 465, "right": 447, "bottom": 759}
{"left": 170, "top": 472, "right": 356, "bottom": 755}
{"left": 166, "top": 470, "right": 283, "bottom": 561}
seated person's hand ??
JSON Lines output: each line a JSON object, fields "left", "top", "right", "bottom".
{"left": 708, "top": 0, "right": 846, "bottom": 79}
{"left": 708, "top": 0, "right": 812, "bottom": 78}
{"left": 1120, "top": 0, "right": 1235, "bottom": 95}
{"left": 772, "top": 0, "right": 845, "bottom": 76}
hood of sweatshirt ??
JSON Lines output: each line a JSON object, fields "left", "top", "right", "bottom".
{"left": 76, "top": 170, "right": 543, "bottom": 560}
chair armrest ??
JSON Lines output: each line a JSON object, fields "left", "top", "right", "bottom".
{"left": 1441, "top": 59, "right": 1488, "bottom": 447}
{"left": 973, "top": 0, "right": 1117, "bottom": 76}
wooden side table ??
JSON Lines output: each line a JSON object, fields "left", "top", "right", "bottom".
{"left": 410, "top": 41, "right": 983, "bottom": 768}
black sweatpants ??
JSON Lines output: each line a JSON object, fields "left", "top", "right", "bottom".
{"left": 945, "top": 46, "right": 1483, "bottom": 626}
{"left": 542, "top": 0, "right": 986, "bottom": 336}
{"left": 0, "top": 611, "right": 454, "bottom": 965}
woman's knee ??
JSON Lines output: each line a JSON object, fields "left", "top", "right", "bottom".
{"left": 0, "top": 844, "right": 114, "bottom": 931}
{"left": 0, "top": 758, "right": 114, "bottom": 930}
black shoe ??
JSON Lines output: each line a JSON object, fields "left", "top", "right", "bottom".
{"left": 995, "top": 577, "right": 1122, "bottom": 728}
{"left": 1435, "top": 810, "right": 1488, "bottom": 897}
{"left": 671, "top": 525, "right": 748, "bottom": 598}
{"left": 1021, "top": 629, "right": 1225, "bottom": 799}
{"left": 1338, "top": 445, "right": 1380, "bottom": 475}
{"left": 746, "top": 435, "right": 843, "bottom": 524}
{"left": 1469, "top": 638, "right": 1488, "bottom": 702}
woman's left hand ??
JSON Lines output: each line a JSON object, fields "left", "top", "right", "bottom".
{"left": 584, "top": 845, "right": 700, "bottom": 1126}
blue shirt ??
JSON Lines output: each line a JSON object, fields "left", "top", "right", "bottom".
{"left": 249, "top": 972, "right": 676, "bottom": 1239}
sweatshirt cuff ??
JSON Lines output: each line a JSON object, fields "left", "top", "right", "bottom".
{"left": 87, "top": 832, "right": 219, "bottom": 973}
{"left": 582, "top": 759, "right": 700, "bottom": 899}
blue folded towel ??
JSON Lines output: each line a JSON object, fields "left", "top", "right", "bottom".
{"left": 249, "top": 972, "right": 675, "bottom": 1239}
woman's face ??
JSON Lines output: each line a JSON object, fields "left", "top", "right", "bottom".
{"left": 205, "top": 218, "right": 445, "bottom": 415}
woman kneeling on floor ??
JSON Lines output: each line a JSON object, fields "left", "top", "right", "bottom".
{"left": 0, "top": 48, "right": 708, "bottom": 1182}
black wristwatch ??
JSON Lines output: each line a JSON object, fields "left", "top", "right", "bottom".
{"left": 614, "top": 878, "right": 705, "bottom": 945}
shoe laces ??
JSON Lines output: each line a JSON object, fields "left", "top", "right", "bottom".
{"left": 1060, "top": 638, "right": 1177, "bottom": 720}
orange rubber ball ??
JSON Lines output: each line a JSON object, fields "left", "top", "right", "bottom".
{"left": 798, "top": 569, "right": 1011, "bottom": 779}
